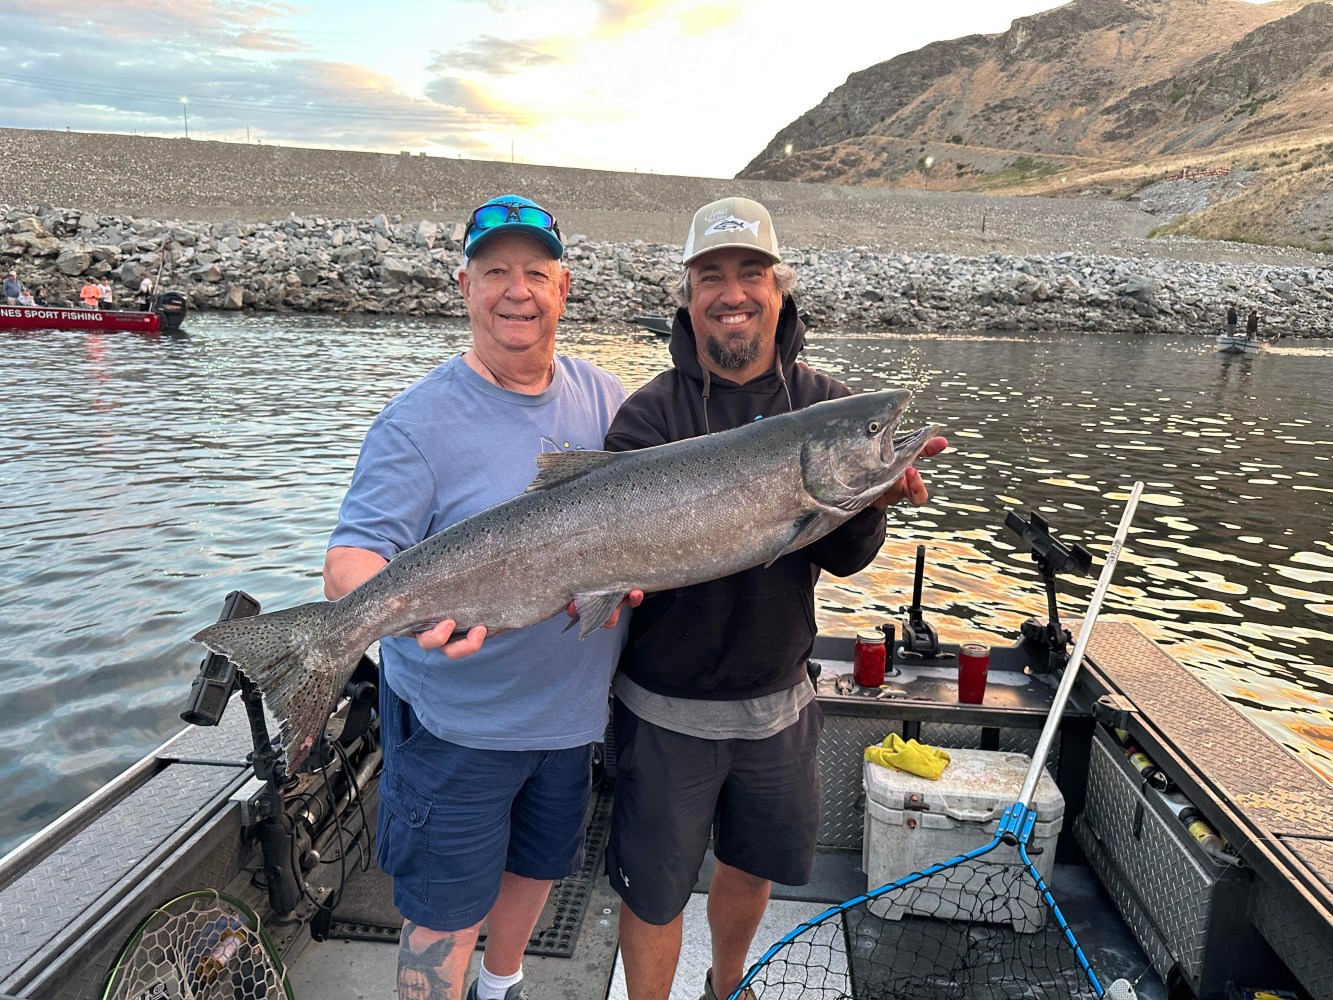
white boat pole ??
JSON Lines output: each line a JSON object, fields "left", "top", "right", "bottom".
{"left": 1017, "top": 481, "right": 1144, "bottom": 807}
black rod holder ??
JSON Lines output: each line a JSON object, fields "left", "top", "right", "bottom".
{"left": 180, "top": 590, "right": 260, "bottom": 727}
{"left": 181, "top": 589, "right": 301, "bottom": 914}
{"left": 901, "top": 545, "right": 940, "bottom": 658}
{"left": 1004, "top": 509, "right": 1094, "bottom": 673}
{"left": 237, "top": 671, "right": 302, "bottom": 915}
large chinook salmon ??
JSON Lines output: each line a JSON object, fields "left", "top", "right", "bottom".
{"left": 193, "top": 389, "right": 942, "bottom": 769}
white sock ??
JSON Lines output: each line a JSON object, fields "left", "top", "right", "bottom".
{"left": 476, "top": 963, "right": 523, "bottom": 999}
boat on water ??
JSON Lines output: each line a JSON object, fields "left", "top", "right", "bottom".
{"left": 0, "top": 292, "right": 189, "bottom": 334}
{"left": 631, "top": 313, "right": 673, "bottom": 336}
{"left": 1215, "top": 333, "right": 1264, "bottom": 356}
{"left": 1, "top": 509, "right": 1328, "bottom": 1000}
{"left": 632, "top": 309, "right": 814, "bottom": 338}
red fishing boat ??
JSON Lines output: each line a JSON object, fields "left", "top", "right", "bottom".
{"left": 0, "top": 292, "right": 189, "bottom": 333}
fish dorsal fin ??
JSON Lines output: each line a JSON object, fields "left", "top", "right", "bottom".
{"left": 526, "top": 450, "right": 620, "bottom": 492}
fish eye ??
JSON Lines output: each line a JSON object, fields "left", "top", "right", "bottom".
{"left": 866, "top": 420, "right": 881, "bottom": 435}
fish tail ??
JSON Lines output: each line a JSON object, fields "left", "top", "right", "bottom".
{"left": 192, "top": 601, "right": 357, "bottom": 772}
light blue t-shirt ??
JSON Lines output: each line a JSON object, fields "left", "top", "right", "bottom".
{"left": 328, "top": 354, "right": 628, "bottom": 751}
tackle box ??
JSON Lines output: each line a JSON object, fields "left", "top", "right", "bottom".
{"left": 861, "top": 746, "right": 1065, "bottom": 933}
{"left": 1074, "top": 725, "right": 1265, "bottom": 998}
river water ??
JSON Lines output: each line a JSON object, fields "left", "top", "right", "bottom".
{"left": 2, "top": 315, "right": 1331, "bottom": 856}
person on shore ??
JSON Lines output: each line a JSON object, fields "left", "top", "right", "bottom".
{"left": 1226, "top": 303, "right": 1238, "bottom": 336}
{"left": 79, "top": 280, "right": 103, "bottom": 309}
{"left": 137, "top": 275, "right": 154, "bottom": 311}
{"left": 98, "top": 278, "right": 114, "bottom": 309}
{"left": 601, "top": 196, "right": 948, "bottom": 1000}
{"left": 3, "top": 270, "right": 20, "bottom": 304}
{"left": 1246, "top": 308, "right": 1259, "bottom": 338}
{"left": 323, "top": 194, "right": 639, "bottom": 1000}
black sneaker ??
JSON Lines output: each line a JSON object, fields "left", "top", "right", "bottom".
{"left": 464, "top": 978, "right": 530, "bottom": 1000}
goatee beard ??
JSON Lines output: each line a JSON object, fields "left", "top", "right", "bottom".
{"left": 706, "top": 332, "right": 760, "bottom": 372}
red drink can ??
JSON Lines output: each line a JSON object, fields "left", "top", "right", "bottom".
{"left": 958, "top": 642, "right": 990, "bottom": 704}
{"left": 853, "top": 629, "right": 887, "bottom": 688}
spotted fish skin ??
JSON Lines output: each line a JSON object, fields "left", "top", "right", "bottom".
{"left": 193, "top": 389, "right": 941, "bottom": 771}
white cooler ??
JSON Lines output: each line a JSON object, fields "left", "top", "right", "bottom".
{"left": 861, "top": 746, "right": 1065, "bottom": 933}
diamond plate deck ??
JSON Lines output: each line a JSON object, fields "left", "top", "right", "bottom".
{"left": 1081, "top": 621, "right": 1333, "bottom": 995}
{"left": 0, "top": 714, "right": 255, "bottom": 997}
{"left": 0, "top": 760, "right": 245, "bottom": 987}
{"left": 157, "top": 702, "right": 260, "bottom": 765}
{"left": 1082, "top": 623, "right": 1333, "bottom": 844}
{"left": 1250, "top": 866, "right": 1333, "bottom": 997}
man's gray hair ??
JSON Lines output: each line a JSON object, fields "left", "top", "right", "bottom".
{"left": 673, "top": 262, "right": 797, "bottom": 308}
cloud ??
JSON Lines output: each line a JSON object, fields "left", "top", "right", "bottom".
{"left": 589, "top": 0, "right": 677, "bottom": 37}
{"left": 675, "top": 2, "right": 744, "bottom": 37}
{"left": 0, "top": 25, "right": 520, "bottom": 153}
{"left": 427, "top": 36, "right": 564, "bottom": 76}
{"left": 229, "top": 30, "right": 305, "bottom": 53}
{"left": 423, "top": 77, "right": 542, "bottom": 130}
{"left": 581, "top": 0, "right": 742, "bottom": 39}
{"left": 4, "top": 0, "right": 307, "bottom": 53}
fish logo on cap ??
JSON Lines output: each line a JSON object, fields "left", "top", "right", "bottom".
{"left": 704, "top": 216, "right": 761, "bottom": 237}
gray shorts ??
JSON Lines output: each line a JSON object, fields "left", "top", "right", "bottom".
{"left": 605, "top": 697, "right": 823, "bottom": 924}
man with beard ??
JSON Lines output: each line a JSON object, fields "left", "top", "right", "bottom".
{"left": 602, "top": 197, "right": 947, "bottom": 1000}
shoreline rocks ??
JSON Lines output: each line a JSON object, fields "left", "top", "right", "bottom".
{"left": 4, "top": 204, "right": 1330, "bottom": 336}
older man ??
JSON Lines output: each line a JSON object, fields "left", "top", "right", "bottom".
{"left": 603, "top": 197, "right": 947, "bottom": 1000}
{"left": 3, "top": 270, "right": 20, "bottom": 304}
{"left": 323, "top": 195, "right": 631, "bottom": 1000}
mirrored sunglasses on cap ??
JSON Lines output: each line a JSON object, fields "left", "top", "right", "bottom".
{"left": 465, "top": 202, "right": 561, "bottom": 241}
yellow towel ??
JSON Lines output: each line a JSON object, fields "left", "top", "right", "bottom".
{"left": 864, "top": 734, "right": 951, "bottom": 780}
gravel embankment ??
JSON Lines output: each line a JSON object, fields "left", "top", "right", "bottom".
{"left": 1, "top": 129, "right": 1330, "bottom": 335}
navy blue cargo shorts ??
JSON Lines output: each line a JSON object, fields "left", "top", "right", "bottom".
{"left": 376, "top": 680, "right": 593, "bottom": 932}
{"left": 605, "top": 697, "right": 823, "bottom": 925}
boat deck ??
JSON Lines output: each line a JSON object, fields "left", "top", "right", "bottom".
{"left": 2, "top": 623, "right": 1329, "bottom": 999}
{"left": 285, "top": 849, "right": 1165, "bottom": 1000}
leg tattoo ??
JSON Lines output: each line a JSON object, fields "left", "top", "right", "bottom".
{"left": 397, "top": 921, "right": 461, "bottom": 1000}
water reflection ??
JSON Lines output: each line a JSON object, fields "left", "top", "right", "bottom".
{"left": 0, "top": 317, "right": 1329, "bottom": 854}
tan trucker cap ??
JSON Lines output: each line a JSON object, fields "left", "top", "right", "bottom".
{"left": 681, "top": 197, "right": 782, "bottom": 265}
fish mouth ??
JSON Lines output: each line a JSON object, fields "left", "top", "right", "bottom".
{"left": 883, "top": 423, "right": 943, "bottom": 470}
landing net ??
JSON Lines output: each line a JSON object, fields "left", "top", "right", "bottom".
{"left": 740, "top": 856, "right": 1099, "bottom": 999}
{"left": 102, "top": 890, "right": 292, "bottom": 1000}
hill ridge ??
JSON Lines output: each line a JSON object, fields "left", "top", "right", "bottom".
{"left": 738, "top": 0, "right": 1333, "bottom": 252}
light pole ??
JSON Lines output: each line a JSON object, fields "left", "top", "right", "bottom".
{"left": 181, "top": 96, "right": 189, "bottom": 139}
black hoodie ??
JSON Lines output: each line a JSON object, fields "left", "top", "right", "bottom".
{"left": 604, "top": 298, "right": 888, "bottom": 700}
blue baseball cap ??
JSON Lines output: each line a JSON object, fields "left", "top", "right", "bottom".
{"left": 463, "top": 194, "right": 564, "bottom": 260}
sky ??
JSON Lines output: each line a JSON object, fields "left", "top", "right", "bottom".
{"left": 0, "top": 0, "right": 1287, "bottom": 179}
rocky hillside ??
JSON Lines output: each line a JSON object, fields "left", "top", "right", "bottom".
{"left": 3, "top": 203, "right": 1328, "bottom": 335}
{"left": 740, "top": 0, "right": 1333, "bottom": 252}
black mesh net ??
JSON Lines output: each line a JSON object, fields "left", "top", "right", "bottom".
{"left": 740, "top": 857, "right": 1098, "bottom": 1000}
{"left": 102, "top": 892, "right": 291, "bottom": 1000}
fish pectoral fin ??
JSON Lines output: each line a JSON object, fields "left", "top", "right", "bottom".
{"left": 526, "top": 450, "right": 620, "bottom": 492}
{"left": 764, "top": 511, "right": 846, "bottom": 567}
{"left": 571, "top": 590, "right": 629, "bottom": 639}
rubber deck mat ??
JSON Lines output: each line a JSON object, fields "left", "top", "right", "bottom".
{"left": 326, "top": 783, "right": 614, "bottom": 959}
